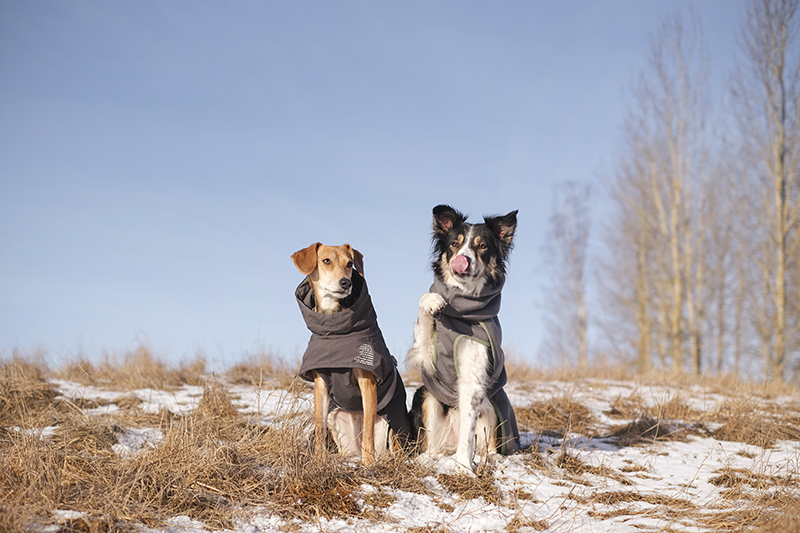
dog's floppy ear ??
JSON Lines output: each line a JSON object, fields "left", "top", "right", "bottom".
{"left": 291, "top": 243, "right": 321, "bottom": 275}
{"left": 432, "top": 204, "right": 467, "bottom": 237}
{"left": 484, "top": 210, "right": 518, "bottom": 252}
{"left": 343, "top": 244, "right": 364, "bottom": 274}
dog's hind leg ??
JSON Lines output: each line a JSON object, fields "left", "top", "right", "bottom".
{"left": 474, "top": 398, "right": 498, "bottom": 458}
{"left": 374, "top": 417, "right": 391, "bottom": 458}
{"left": 328, "top": 410, "right": 362, "bottom": 458}
{"left": 416, "top": 390, "right": 458, "bottom": 455}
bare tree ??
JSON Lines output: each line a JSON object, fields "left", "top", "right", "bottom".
{"left": 731, "top": 0, "right": 800, "bottom": 381}
{"left": 599, "top": 118, "right": 660, "bottom": 372}
{"left": 600, "top": 11, "right": 710, "bottom": 374}
{"left": 540, "top": 182, "right": 592, "bottom": 368}
{"left": 704, "top": 160, "right": 734, "bottom": 376}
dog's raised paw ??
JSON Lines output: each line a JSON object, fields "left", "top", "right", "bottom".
{"left": 419, "top": 292, "right": 447, "bottom": 318}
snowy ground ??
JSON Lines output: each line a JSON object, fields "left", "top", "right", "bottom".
{"left": 41, "top": 376, "right": 800, "bottom": 532}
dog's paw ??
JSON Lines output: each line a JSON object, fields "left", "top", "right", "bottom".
{"left": 451, "top": 455, "right": 478, "bottom": 476}
{"left": 419, "top": 292, "right": 446, "bottom": 318}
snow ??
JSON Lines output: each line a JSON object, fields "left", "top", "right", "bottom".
{"left": 43, "top": 377, "right": 800, "bottom": 532}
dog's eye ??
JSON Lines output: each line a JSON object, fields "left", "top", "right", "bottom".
{"left": 479, "top": 243, "right": 488, "bottom": 250}
{"left": 322, "top": 258, "right": 331, "bottom": 265}
{"left": 346, "top": 261, "right": 353, "bottom": 268}
{"left": 450, "top": 241, "right": 460, "bottom": 249}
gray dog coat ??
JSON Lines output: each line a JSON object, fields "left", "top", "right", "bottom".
{"left": 421, "top": 277, "right": 520, "bottom": 454}
{"left": 296, "top": 272, "right": 411, "bottom": 445}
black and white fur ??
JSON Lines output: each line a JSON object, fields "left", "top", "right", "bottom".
{"left": 406, "top": 204, "right": 517, "bottom": 473}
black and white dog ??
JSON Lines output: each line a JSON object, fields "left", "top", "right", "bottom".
{"left": 406, "top": 205, "right": 520, "bottom": 473}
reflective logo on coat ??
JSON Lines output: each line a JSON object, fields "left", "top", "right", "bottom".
{"left": 354, "top": 343, "right": 375, "bottom": 366}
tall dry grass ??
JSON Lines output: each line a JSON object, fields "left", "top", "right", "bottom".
{"left": 224, "top": 351, "right": 301, "bottom": 392}
{"left": 2, "top": 351, "right": 800, "bottom": 532}
{"left": 0, "top": 354, "right": 59, "bottom": 428}
{"left": 53, "top": 345, "right": 206, "bottom": 389}
{"left": 0, "top": 352, "right": 430, "bottom": 533}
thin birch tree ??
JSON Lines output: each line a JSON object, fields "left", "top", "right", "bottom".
{"left": 600, "top": 12, "right": 709, "bottom": 374}
{"left": 540, "top": 182, "right": 592, "bottom": 368}
{"left": 731, "top": 0, "right": 800, "bottom": 381}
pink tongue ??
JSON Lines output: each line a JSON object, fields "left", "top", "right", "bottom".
{"left": 451, "top": 255, "right": 469, "bottom": 275}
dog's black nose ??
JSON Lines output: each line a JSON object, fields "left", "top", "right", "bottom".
{"left": 339, "top": 278, "right": 352, "bottom": 290}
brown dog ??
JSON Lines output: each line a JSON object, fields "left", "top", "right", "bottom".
{"left": 292, "top": 243, "right": 379, "bottom": 464}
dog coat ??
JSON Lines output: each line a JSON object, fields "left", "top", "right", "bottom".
{"left": 422, "top": 277, "right": 520, "bottom": 454}
{"left": 295, "top": 272, "right": 411, "bottom": 444}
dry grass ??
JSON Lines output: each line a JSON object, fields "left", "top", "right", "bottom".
{"left": 710, "top": 398, "right": 800, "bottom": 448}
{"left": 608, "top": 416, "right": 690, "bottom": 446}
{"left": 3, "top": 353, "right": 800, "bottom": 532}
{"left": 507, "top": 365, "right": 800, "bottom": 531}
{"left": 505, "top": 513, "right": 549, "bottom": 532}
{"left": 516, "top": 396, "right": 598, "bottom": 437}
{"left": 649, "top": 395, "right": 704, "bottom": 421}
{"left": 53, "top": 345, "right": 206, "bottom": 390}
{"left": 709, "top": 466, "right": 799, "bottom": 491}
{"left": 604, "top": 392, "right": 647, "bottom": 419}
{"left": 224, "top": 351, "right": 299, "bottom": 391}
{"left": 0, "top": 356, "right": 433, "bottom": 532}
{"left": 437, "top": 468, "right": 500, "bottom": 505}
{"left": 0, "top": 355, "right": 60, "bottom": 428}
{"left": 701, "top": 491, "right": 800, "bottom": 532}
{"left": 509, "top": 362, "right": 800, "bottom": 402}
{"left": 582, "top": 490, "right": 696, "bottom": 509}
{"left": 554, "top": 449, "right": 633, "bottom": 486}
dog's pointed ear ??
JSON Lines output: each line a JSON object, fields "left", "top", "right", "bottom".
{"left": 432, "top": 204, "right": 467, "bottom": 237}
{"left": 291, "top": 243, "right": 321, "bottom": 275}
{"left": 343, "top": 244, "right": 364, "bottom": 274}
{"left": 484, "top": 210, "right": 518, "bottom": 251}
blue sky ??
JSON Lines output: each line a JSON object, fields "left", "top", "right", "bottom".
{"left": 0, "top": 1, "right": 744, "bottom": 370}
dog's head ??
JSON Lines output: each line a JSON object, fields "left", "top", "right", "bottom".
{"left": 292, "top": 243, "right": 365, "bottom": 313}
{"left": 430, "top": 205, "right": 517, "bottom": 294}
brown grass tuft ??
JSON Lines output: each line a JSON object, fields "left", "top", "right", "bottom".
{"left": 554, "top": 449, "right": 633, "bottom": 486}
{"left": 437, "top": 470, "right": 500, "bottom": 504}
{"left": 711, "top": 399, "right": 800, "bottom": 448}
{"left": 224, "top": 352, "right": 298, "bottom": 391}
{"left": 506, "top": 513, "right": 549, "bottom": 532}
{"left": 747, "top": 497, "right": 800, "bottom": 532}
{"left": 584, "top": 490, "right": 695, "bottom": 509}
{"left": 649, "top": 395, "right": 703, "bottom": 421}
{"left": 702, "top": 491, "right": 800, "bottom": 531}
{"left": 604, "top": 393, "right": 647, "bottom": 419}
{"left": 0, "top": 355, "right": 59, "bottom": 428}
{"left": 406, "top": 526, "right": 452, "bottom": 533}
{"left": 608, "top": 416, "right": 687, "bottom": 446}
{"left": 53, "top": 346, "right": 206, "bottom": 391}
{"left": 50, "top": 419, "right": 121, "bottom": 455}
{"left": 516, "top": 396, "right": 597, "bottom": 437}
{"left": 709, "top": 467, "right": 799, "bottom": 490}
{"left": 194, "top": 379, "right": 241, "bottom": 423}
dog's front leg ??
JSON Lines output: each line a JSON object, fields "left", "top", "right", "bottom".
{"left": 312, "top": 370, "right": 330, "bottom": 457}
{"left": 406, "top": 292, "right": 446, "bottom": 375}
{"left": 354, "top": 368, "right": 377, "bottom": 465}
{"left": 453, "top": 341, "right": 491, "bottom": 474}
